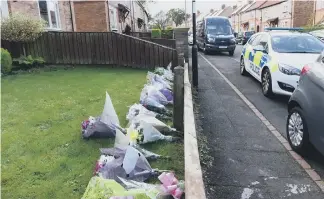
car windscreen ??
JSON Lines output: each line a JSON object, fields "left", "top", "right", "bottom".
{"left": 206, "top": 24, "right": 232, "bottom": 35}
{"left": 245, "top": 31, "right": 255, "bottom": 37}
{"left": 271, "top": 34, "right": 324, "bottom": 53}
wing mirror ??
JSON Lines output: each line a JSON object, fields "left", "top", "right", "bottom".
{"left": 254, "top": 45, "right": 267, "bottom": 53}
{"left": 316, "top": 50, "right": 324, "bottom": 63}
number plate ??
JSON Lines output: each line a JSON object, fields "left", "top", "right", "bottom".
{"left": 219, "top": 46, "right": 227, "bottom": 49}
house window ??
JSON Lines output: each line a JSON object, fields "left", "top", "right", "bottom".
{"left": 38, "top": 0, "right": 60, "bottom": 29}
{"left": 109, "top": 6, "right": 118, "bottom": 31}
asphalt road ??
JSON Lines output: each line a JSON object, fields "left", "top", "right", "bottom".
{"left": 196, "top": 44, "right": 324, "bottom": 192}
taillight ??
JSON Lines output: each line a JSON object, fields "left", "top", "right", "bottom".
{"left": 301, "top": 65, "right": 311, "bottom": 75}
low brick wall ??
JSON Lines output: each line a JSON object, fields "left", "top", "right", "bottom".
{"left": 184, "top": 62, "right": 207, "bottom": 199}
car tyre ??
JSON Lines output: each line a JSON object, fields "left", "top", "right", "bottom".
{"left": 261, "top": 68, "right": 273, "bottom": 97}
{"left": 229, "top": 50, "right": 234, "bottom": 56}
{"left": 286, "top": 106, "right": 309, "bottom": 154}
{"left": 203, "top": 44, "right": 209, "bottom": 55}
{"left": 240, "top": 57, "right": 247, "bottom": 75}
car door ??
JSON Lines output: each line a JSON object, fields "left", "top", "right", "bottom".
{"left": 244, "top": 34, "right": 261, "bottom": 77}
{"left": 307, "top": 65, "right": 324, "bottom": 154}
{"left": 252, "top": 34, "right": 270, "bottom": 81}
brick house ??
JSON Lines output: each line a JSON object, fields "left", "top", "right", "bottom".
{"left": 259, "top": 0, "right": 314, "bottom": 31}
{"left": 231, "top": 4, "right": 248, "bottom": 32}
{"left": 243, "top": 0, "right": 266, "bottom": 32}
{"left": 239, "top": 2, "right": 254, "bottom": 31}
{"left": 2, "top": 0, "right": 148, "bottom": 32}
{"left": 314, "top": 0, "right": 324, "bottom": 25}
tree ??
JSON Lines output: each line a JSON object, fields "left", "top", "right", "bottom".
{"left": 1, "top": 13, "right": 47, "bottom": 55}
{"left": 222, "top": 4, "right": 226, "bottom": 9}
{"left": 153, "top": 11, "right": 169, "bottom": 30}
{"left": 1, "top": 13, "right": 46, "bottom": 42}
{"left": 185, "top": 13, "right": 191, "bottom": 20}
{"left": 167, "top": 8, "right": 186, "bottom": 27}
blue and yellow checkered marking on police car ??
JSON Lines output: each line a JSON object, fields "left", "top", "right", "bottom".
{"left": 241, "top": 45, "right": 278, "bottom": 75}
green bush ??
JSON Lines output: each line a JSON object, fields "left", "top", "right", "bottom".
{"left": 301, "top": 25, "right": 324, "bottom": 32}
{"left": 13, "top": 55, "right": 45, "bottom": 69}
{"left": 1, "top": 48, "right": 13, "bottom": 73}
{"left": 151, "top": 29, "right": 161, "bottom": 38}
{"left": 1, "top": 13, "right": 47, "bottom": 42}
{"left": 161, "top": 29, "right": 174, "bottom": 39}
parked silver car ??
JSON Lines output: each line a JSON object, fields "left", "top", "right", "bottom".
{"left": 286, "top": 51, "right": 324, "bottom": 155}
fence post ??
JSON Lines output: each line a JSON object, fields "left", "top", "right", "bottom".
{"left": 173, "top": 66, "right": 184, "bottom": 131}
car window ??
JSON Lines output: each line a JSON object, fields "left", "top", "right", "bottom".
{"left": 271, "top": 34, "right": 324, "bottom": 53}
{"left": 251, "top": 34, "right": 261, "bottom": 46}
{"left": 245, "top": 31, "right": 255, "bottom": 37}
{"left": 258, "top": 34, "right": 269, "bottom": 51}
{"left": 248, "top": 34, "right": 257, "bottom": 44}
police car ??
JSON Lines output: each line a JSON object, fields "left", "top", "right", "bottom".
{"left": 240, "top": 28, "right": 324, "bottom": 97}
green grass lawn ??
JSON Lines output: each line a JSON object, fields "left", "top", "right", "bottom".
{"left": 1, "top": 67, "right": 184, "bottom": 199}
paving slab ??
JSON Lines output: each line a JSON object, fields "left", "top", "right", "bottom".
{"left": 196, "top": 56, "right": 324, "bottom": 199}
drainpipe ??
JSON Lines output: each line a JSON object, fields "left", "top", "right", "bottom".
{"left": 260, "top": 9, "right": 262, "bottom": 31}
{"left": 314, "top": 0, "right": 316, "bottom": 25}
{"left": 69, "top": 0, "right": 74, "bottom": 31}
{"left": 255, "top": 9, "right": 256, "bottom": 32}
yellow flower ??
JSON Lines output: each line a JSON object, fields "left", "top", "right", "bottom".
{"left": 127, "top": 128, "right": 139, "bottom": 141}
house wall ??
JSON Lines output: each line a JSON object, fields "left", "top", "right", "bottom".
{"left": 109, "top": 0, "right": 132, "bottom": 32}
{"left": 8, "top": 0, "right": 40, "bottom": 18}
{"left": 8, "top": 0, "right": 73, "bottom": 31}
{"left": 132, "top": 1, "right": 147, "bottom": 31}
{"left": 315, "top": 0, "right": 324, "bottom": 24}
{"left": 292, "top": 0, "right": 315, "bottom": 27}
{"left": 240, "top": 10, "right": 251, "bottom": 31}
{"left": 59, "top": 1, "right": 73, "bottom": 31}
{"left": 260, "top": 1, "right": 292, "bottom": 31}
{"left": 1, "top": 0, "right": 9, "bottom": 18}
{"left": 73, "top": 1, "right": 109, "bottom": 32}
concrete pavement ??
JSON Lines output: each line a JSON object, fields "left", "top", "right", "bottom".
{"left": 195, "top": 52, "right": 324, "bottom": 199}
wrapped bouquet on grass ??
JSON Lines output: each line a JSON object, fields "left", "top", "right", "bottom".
{"left": 81, "top": 176, "right": 162, "bottom": 199}
{"left": 95, "top": 145, "right": 166, "bottom": 182}
{"left": 81, "top": 92, "right": 120, "bottom": 139}
{"left": 140, "top": 96, "right": 172, "bottom": 117}
{"left": 153, "top": 62, "right": 174, "bottom": 81}
{"left": 147, "top": 72, "right": 173, "bottom": 90}
{"left": 158, "top": 172, "right": 185, "bottom": 199}
{"left": 140, "top": 84, "right": 172, "bottom": 106}
{"left": 82, "top": 174, "right": 184, "bottom": 199}
{"left": 130, "top": 114, "right": 179, "bottom": 134}
{"left": 126, "top": 104, "right": 172, "bottom": 123}
{"left": 127, "top": 120, "right": 180, "bottom": 144}
{"left": 98, "top": 129, "right": 166, "bottom": 161}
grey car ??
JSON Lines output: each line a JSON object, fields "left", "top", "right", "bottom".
{"left": 287, "top": 51, "right": 324, "bottom": 155}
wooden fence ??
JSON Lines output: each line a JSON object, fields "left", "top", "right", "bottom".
{"left": 129, "top": 32, "right": 152, "bottom": 38}
{"left": 1, "top": 32, "right": 178, "bottom": 69}
{"left": 141, "top": 38, "right": 176, "bottom": 49}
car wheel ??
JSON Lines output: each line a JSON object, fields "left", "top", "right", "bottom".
{"left": 286, "top": 107, "right": 309, "bottom": 154}
{"left": 203, "top": 44, "right": 208, "bottom": 55}
{"left": 240, "top": 57, "right": 247, "bottom": 75}
{"left": 261, "top": 68, "right": 273, "bottom": 97}
{"left": 229, "top": 50, "right": 234, "bottom": 56}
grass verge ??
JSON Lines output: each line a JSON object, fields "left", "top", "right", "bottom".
{"left": 1, "top": 66, "right": 183, "bottom": 199}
